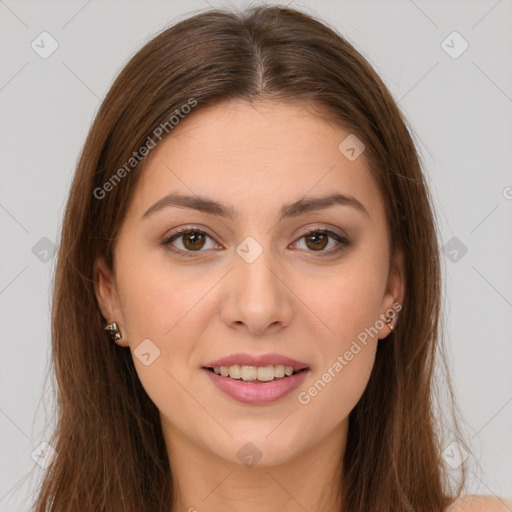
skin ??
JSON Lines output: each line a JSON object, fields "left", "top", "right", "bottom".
{"left": 94, "top": 98, "right": 407, "bottom": 511}
{"left": 446, "top": 496, "right": 512, "bottom": 512}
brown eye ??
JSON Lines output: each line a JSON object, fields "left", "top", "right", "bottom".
{"left": 164, "top": 229, "right": 217, "bottom": 255}
{"left": 304, "top": 232, "right": 329, "bottom": 251}
{"left": 181, "top": 231, "right": 207, "bottom": 250}
{"left": 293, "top": 229, "right": 351, "bottom": 256}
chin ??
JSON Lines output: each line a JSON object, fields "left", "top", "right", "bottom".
{"left": 207, "top": 429, "right": 305, "bottom": 469}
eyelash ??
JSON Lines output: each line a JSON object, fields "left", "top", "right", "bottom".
{"left": 162, "top": 226, "right": 351, "bottom": 258}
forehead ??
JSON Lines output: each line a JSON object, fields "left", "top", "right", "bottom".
{"left": 126, "top": 99, "right": 386, "bottom": 225}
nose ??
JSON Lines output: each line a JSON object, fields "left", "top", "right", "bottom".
{"left": 219, "top": 244, "right": 294, "bottom": 336}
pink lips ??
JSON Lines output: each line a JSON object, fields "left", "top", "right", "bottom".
{"left": 203, "top": 368, "right": 309, "bottom": 405}
{"left": 202, "top": 352, "right": 310, "bottom": 405}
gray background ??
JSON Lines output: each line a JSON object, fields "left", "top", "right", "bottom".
{"left": 1, "top": 0, "right": 511, "bottom": 509}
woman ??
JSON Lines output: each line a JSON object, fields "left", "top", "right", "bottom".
{"left": 32, "top": 5, "right": 510, "bottom": 511}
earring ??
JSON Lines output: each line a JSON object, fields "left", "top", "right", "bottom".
{"left": 385, "top": 315, "right": 396, "bottom": 331}
{"left": 104, "top": 321, "right": 122, "bottom": 342}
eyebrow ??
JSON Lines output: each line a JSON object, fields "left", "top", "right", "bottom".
{"left": 141, "top": 192, "right": 370, "bottom": 221}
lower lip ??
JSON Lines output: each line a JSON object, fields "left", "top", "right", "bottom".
{"left": 202, "top": 368, "right": 309, "bottom": 405}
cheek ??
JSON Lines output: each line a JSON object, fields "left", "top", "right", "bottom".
{"left": 293, "top": 255, "right": 386, "bottom": 415}
{"left": 297, "top": 343, "right": 376, "bottom": 435}
{"left": 114, "top": 253, "right": 213, "bottom": 431}
{"left": 115, "top": 239, "right": 207, "bottom": 344}
{"left": 299, "top": 255, "right": 387, "bottom": 352}
{"left": 114, "top": 242, "right": 227, "bottom": 397}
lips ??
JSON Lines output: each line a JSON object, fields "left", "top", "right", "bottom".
{"left": 201, "top": 352, "right": 311, "bottom": 404}
{"left": 203, "top": 366, "right": 310, "bottom": 404}
{"left": 203, "top": 352, "right": 310, "bottom": 371}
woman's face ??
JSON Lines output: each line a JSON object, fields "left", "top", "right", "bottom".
{"left": 95, "top": 99, "right": 404, "bottom": 468}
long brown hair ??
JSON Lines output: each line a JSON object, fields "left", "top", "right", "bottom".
{"left": 31, "top": 5, "right": 469, "bottom": 511}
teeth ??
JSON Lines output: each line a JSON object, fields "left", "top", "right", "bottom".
{"left": 211, "top": 364, "right": 297, "bottom": 381}
{"left": 241, "top": 365, "right": 257, "bottom": 381}
{"left": 274, "top": 365, "right": 285, "bottom": 378}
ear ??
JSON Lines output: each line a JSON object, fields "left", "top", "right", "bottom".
{"left": 377, "top": 245, "right": 405, "bottom": 340}
{"left": 93, "top": 255, "right": 128, "bottom": 347}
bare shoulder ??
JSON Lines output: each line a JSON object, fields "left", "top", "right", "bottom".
{"left": 446, "top": 495, "right": 512, "bottom": 511}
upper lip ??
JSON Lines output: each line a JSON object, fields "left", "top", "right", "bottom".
{"left": 203, "top": 352, "right": 309, "bottom": 371}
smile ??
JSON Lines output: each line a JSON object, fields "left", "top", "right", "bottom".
{"left": 202, "top": 366, "right": 310, "bottom": 404}
{"left": 206, "top": 364, "right": 303, "bottom": 382}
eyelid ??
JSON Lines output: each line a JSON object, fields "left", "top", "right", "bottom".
{"left": 297, "top": 225, "right": 347, "bottom": 239}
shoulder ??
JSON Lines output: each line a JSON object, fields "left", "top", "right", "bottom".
{"left": 446, "top": 495, "right": 512, "bottom": 511}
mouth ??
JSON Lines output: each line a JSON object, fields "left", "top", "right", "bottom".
{"left": 202, "top": 363, "right": 310, "bottom": 404}
{"left": 202, "top": 365, "right": 309, "bottom": 383}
